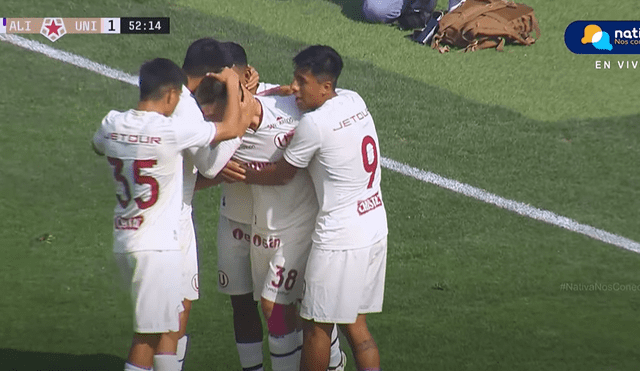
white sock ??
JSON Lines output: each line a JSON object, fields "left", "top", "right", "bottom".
{"left": 329, "top": 325, "right": 342, "bottom": 368}
{"left": 176, "top": 335, "right": 189, "bottom": 370}
{"left": 236, "top": 341, "right": 264, "bottom": 371}
{"left": 154, "top": 354, "right": 179, "bottom": 371}
{"left": 269, "top": 331, "right": 302, "bottom": 371}
{"left": 124, "top": 363, "right": 151, "bottom": 371}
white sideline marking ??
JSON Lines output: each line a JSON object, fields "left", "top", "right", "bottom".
{"left": 3, "top": 33, "right": 639, "bottom": 254}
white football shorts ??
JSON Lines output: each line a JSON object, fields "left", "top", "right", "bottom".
{"left": 251, "top": 224, "right": 314, "bottom": 304}
{"left": 299, "top": 236, "right": 387, "bottom": 324}
{"left": 179, "top": 216, "right": 199, "bottom": 301}
{"left": 216, "top": 215, "right": 253, "bottom": 295}
{"left": 115, "top": 250, "right": 184, "bottom": 333}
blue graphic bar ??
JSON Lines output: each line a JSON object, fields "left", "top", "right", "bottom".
{"left": 565, "top": 20, "right": 640, "bottom": 54}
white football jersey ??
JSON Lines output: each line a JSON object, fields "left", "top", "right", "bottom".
{"left": 173, "top": 86, "right": 236, "bottom": 218}
{"left": 93, "top": 109, "right": 216, "bottom": 253}
{"left": 220, "top": 94, "right": 317, "bottom": 231}
{"left": 284, "top": 89, "right": 388, "bottom": 250}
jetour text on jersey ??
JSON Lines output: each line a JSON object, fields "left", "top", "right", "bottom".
{"left": 104, "top": 132, "right": 162, "bottom": 144}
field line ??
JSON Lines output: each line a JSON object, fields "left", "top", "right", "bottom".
{"left": 3, "top": 33, "right": 639, "bottom": 254}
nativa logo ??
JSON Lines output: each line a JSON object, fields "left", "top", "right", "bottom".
{"left": 565, "top": 21, "right": 640, "bottom": 54}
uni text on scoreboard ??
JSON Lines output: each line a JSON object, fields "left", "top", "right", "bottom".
{"left": 0, "top": 17, "right": 170, "bottom": 42}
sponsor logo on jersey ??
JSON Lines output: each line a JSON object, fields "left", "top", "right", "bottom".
{"left": 264, "top": 116, "right": 294, "bottom": 130}
{"left": 218, "top": 270, "right": 229, "bottom": 288}
{"left": 246, "top": 161, "right": 274, "bottom": 171}
{"left": 114, "top": 215, "right": 144, "bottom": 231}
{"left": 114, "top": 215, "right": 144, "bottom": 230}
{"left": 333, "top": 108, "right": 370, "bottom": 131}
{"left": 357, "top": 192, "right": 383, "bottom": 216}
{"left": 274, "top": 130, "right": 295, "bottom": 149}
{"left": 105, "top": 132, "right": 162, "bottom": 144}
{"left": 252, "top": 233, "right": 281, "bottom": 249}
{"left": 232, "top": 228, "right": 250, "bottom": 241}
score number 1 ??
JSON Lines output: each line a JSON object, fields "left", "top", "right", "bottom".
{"left": 102, "top": 18, "right": 120, "bottom": 34}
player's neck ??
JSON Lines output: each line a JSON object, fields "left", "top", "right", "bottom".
{"left": 250, "top": 98, "right": 263, "bottom": 131}
{"left": 185, "top": 76, "right": 202, "bottom": 93}
{"left": 137, "top": 100, "right": 170, "bottom": 116}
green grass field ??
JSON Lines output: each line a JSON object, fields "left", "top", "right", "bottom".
{"left": 1, "top": 0, "right": 639, "bottom": 370}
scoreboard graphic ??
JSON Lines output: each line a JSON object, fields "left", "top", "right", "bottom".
{"left": 0, "top": 17, "right": 170, "bottom": 42}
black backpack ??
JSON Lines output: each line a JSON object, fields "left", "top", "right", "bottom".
{"left": 397, "top": 0, "right": 438, "bottom": 30}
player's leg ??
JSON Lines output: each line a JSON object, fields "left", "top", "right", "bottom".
{"left": 118, "top": 250, "right": 184, "bottom": 371}
{"left": 175, "top": 216, "right": 199, "bottom": 370}
{"left": 231, "top": 292, "right": 264, "bottom": 370}
{"left": 261, "top": 297, "right": 301, "bottom": 371}
{"left": 328, "top": 325, "right": 347, "bottom": 371}
{"left": 339, "top": 315, "right": 380, "bottom": 370}
{"left": 218, "top": 216, "right": 264, "bottom": 370}
{"left": 340, "top": 237, "right": 387, "bottom": 371}
{"left": 256, "top": 228, "right": 317, "bottom": 371}
{"left": 126, "top": 333, "right": 160, "bottom": 370}
{"left": 300, "top": 319, "right": 334, "bottom": 371}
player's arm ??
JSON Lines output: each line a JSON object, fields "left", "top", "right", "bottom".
{"left": 222, "top": 157, "right": 298, "bottom": 186}
{"left": 193, "top": 136, "right": 243, "bottom": 179}
{"left": 91, "top": 141, "right": 104, "bottom": 156}
{"left": 209, "top": 68, "right": 250, "bottom": 143}
{"left": 194, "top": 172, "right": 224, "bottom": 191}
{"left": 91, "top": 124, "right": 107, "bottom": 156}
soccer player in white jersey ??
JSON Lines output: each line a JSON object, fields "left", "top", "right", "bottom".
{"left": 170, "top": 38, "right": 244, "bottom": 370}
{"left": 195, "top": 75, "right": 347, "bottom": 371}
{"left": 224, "top": 45, "right": 388, "bottom": 371}
{"left": 92, "top": 59, "right": 248, "bottom": 371}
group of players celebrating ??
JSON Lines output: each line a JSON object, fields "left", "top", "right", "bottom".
{"left": 92, "top": 38, "right": 388, "bottom": 371}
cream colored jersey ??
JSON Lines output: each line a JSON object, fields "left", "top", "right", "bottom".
{"left": 220, "top": 94, "right": 317, "bottom": 231}
{"left": 173, "top": 86, "right": 236, "bottom": 219}
{"left": 284, "top": 89, "right": 388, "bottom": 250}
{"left": 93, "top": 109, "right": 216, "bottom": 253}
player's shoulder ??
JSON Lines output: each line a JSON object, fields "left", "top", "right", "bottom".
{"left": 335, "top": 88, "right": 366, "bottom": 107}
{"left": 256, "top": 94, "right": 298, "bottom": 114}
{"left": 173, "top": 85, "right": 202, "bottom": 119}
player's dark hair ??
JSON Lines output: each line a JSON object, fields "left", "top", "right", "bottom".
{"left": 194, "top": 76, "right": 244, "bottom": 109}
{"left": 293, "top": 45, "right": 343, "bottom": 89}
{"left": 222, "top": 42, "right": 248, "bottom": 67}
{"left": 138, "top": 58, "right": 187, "bottom": 101}
{"left": 182, "top": 38, "right": 232, "bottom": 77}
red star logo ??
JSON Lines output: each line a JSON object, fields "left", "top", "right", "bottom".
{"left": 45, "top": 20, "right": 62, "bottom": 36}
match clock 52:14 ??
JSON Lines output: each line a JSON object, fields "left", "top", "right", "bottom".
{"left": 120, "top": 17, "right": 170, "bottom": 34}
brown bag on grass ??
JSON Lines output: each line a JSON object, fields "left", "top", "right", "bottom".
{"left": 431, "top": 0, "right": 540, "bottom": 53}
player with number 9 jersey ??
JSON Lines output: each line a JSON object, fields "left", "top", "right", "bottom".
{"left": 284, "top": 88, "right": 388, "bottom": 250}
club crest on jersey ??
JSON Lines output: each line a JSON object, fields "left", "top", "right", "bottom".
{"left": 40, "top": 18, "right": 67, "bottom": 42}
{"left": 274, "top": 130, "right": 295, "bottom": 149}
{"left": 357, "top": 192, "right": 383, "bottom": 216}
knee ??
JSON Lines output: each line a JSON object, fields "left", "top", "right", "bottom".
{"left": 231, "top": 293, "right": 259, "bottom": 315}
{"left": 362, "top": 0, "right": 403, "bottom": 23}
{"left": 266, "top": 302, "right": 298, "bottom": 336}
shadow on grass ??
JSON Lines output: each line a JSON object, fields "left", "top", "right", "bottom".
{"left": 325, "top": 0, "right": 368, "bottom": 21}
{"left": 0, "top": 349, "right": 125, "bottom": 371}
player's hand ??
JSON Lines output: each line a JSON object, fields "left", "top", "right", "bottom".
{"left": 221, "top": 159, "right": 246, "bottom": 183}
{"left": 208, "top": 67, "right": 239, "bottom": 86}
{"left": 276, "top": 84, "right": 294, "bottom": 96}
{"left": 245, "top": 65, "right": 260, "bottom": 95}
